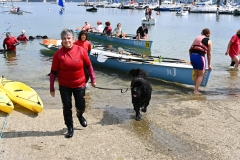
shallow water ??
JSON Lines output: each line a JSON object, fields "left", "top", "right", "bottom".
{"left": 1, "top": 2, "right": 240, "bottom": 104}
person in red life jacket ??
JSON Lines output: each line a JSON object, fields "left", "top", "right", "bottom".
{"left": 50, "top": 29, "right": 96, "bottom": 138}
{"left": 225, "top": 29, "right": 240, "bottom": 68}
{"left": 103, "top": 21, "right": 112, "bottom": 36}
{"left": 3, "top": 32, "right": 19, "bottom": 51}
{"left": 136, "top": 23, "right": 148, "bottom": 40}
{"left": 74, "top": 30, "right": 92, "bottom": 83}
{"left": 189, "top": 28, "right": 212, "bottom": 94}
{"left": 17, "top": 30, "right": 29, "bottom": 42}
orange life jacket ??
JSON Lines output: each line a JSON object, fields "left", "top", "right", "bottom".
{"left": 191, "top": 35, "right": 208, "bottom": 54}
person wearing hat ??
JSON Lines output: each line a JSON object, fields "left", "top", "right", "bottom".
{"left": 136, "top": 23, "right": 148, "bottom": 40}
{"left": 92, "top": 21, "right": 104, "bottom": 33}
{"left": 17, "top": 30, "right": 29, "bottom": 42}
{"left": 3, "top": 32, "right": 19, "bottom": 51}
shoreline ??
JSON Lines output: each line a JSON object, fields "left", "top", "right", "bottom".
{"left": 0, "top": 90, "right": 240, "bottom": 159}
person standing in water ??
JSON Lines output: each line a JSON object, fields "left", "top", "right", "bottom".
{"left": 189, "top": 28, "right": 212, "bottom": 94}
{"left": 225, "top": 29, "right": 240, "bottom": 68}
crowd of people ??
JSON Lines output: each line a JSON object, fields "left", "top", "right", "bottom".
{"left": 76, "top": 20, "right": 149, "bottom": 40}
{"left": 3, "top": 24, "right": 240, "bottom": 111}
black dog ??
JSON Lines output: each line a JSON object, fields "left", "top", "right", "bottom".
{"left": 129, "top": 68, "right": 152, "bottom": 121}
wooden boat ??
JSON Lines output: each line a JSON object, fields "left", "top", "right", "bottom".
{"left": 39, "top": 42, "right": 211, "bottom": 86}
{"left": 10, "top": 10, "right": 23, "bottom": 15}
{"left": 0, "top": 76, "right": 44, "bottom": 113}
{"left": 141, "top": 17, "right": 157, "bottom": 25}
{"left": 86, "top": 7, "right": 97, "bottom": 12}
{"left": 75, "top": 31, "right": 153, "bottom": 50}
{"left": 0, "top": 88, "right": 14, "bottom": 114}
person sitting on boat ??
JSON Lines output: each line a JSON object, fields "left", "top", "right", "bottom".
{"left": 112, "top": 23, "right": 126, "bottom": 38}
{"left": 11, "top": 7, "right": 16, "bottom": 12}
{"left": 81, "top": 21, "right": 92, "bottom": 32}
{"left": 17, "top": 30, "right": 29, "bottom": 42}
{"left": 92, "top": 21, "right": 104, "bottom": 33}
{"left": 136, "top": 23, "right": 148, "bottom": 40}
{"left": 17, "top": 6, "right": 21, "bottom": 12}
{"left": 103, "top": 21, "right": 112, "bottom": 36}
{"left": 3, "top": 32, "right": 19, "bottom": 51}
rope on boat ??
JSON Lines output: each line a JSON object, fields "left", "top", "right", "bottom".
{"left": 94, "top": 86, "right": 130, "bottom": 93}
{"left": 16, "top": 94, "right": 41, "bottom": 105}
{"left": 0, "top": 114, "right": 9, "bottom": 140}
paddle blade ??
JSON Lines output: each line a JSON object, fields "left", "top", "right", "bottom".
{"left": 97, "top": 52, "right": 107, "bottom": 62}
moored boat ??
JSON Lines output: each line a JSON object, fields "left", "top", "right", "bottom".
{"left": 75, "top": 31, "right": 153, "bottom": 50}
{"left": 233, "top": 8, "right": 240, "bottom": 16}
{"left": 0, "top": 76, "right": 44, "bottom": 113}
{"left": 0, "top": 88, "right": 14, "bottom": 114}
{"left": 86, "top": 7, "right": 97, "bottom": 12}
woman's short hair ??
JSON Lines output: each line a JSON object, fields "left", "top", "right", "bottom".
{"left": 117, "top": 23, "right": 121, "bottom": 27}
{"left": 60, "top": 29, "right": 74, "bottom": 40}
{"left": 78, "top": 30, "right": 88, "bottom": 40}
{"left": 105, "top": 21, "right": 110, "bottom": 26}
{"left": 201, "top": 28, "right": 210, "bottom": 37}
{"left": 236, "top": 29, "right": 240, "bottom": 34}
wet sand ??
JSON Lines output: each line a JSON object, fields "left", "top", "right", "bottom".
{"left": 0, "top": 89, "right": 240, "bottom": 160}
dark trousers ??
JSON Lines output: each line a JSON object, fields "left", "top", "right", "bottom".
{"left": 59, "top": 85, "right": 86, "bottom": 127}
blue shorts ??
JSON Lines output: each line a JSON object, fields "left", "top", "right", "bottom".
{"left": 190, "top": 53, "right": 206, "bottom": 70}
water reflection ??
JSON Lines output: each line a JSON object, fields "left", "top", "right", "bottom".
{"left": 3, "top": 51, "right": 17, "bottom": 65}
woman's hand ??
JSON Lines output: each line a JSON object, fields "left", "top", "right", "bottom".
{"left": 91, "top": 82, "right": 96, "bottom": 87}
{"left": 50, "top": 91, "right": 55, "bottom": 97}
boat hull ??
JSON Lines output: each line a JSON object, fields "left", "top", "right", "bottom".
{"left": 38, "top": 43, "right": 211, "bottom": 86}
{"left": 10, "top": 10, "right": 23, "bottom": 15}
{"left": 0, "top": 88, "right": 14, "bottom": 114}
{"left": 75, "top": 31, "right": 153, "bottom": 50}
{"left": 90, "top": 49, "right": 211, "bottom": 86}
{"left": 0, "top": 77, "right": 44, "bottom": 113}
{"left": 141, "top": 17, "right": 157, "bottom": 25}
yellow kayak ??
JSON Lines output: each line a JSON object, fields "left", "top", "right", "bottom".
{"left": 0, "top": 76, "right": 44, "bottom": 113}
{"left": 0, "top": 88, "right": 14, "bottom": 114}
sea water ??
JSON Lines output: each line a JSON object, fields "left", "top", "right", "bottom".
{"left": 0, "top": 2, "right": 240, "bottom": 107}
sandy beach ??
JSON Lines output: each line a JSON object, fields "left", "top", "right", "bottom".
{"left": 0, "top": 88, "right": 240, "bottom": 160}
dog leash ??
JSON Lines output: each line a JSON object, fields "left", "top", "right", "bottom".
{"left": 94, "top": 86, "right": 130, "bottom": 93}
{"left": 0, "top": 114, "right": 9, "bottom": 140}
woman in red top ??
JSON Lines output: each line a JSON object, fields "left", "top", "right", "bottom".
{"left": 74, "top": 30, "right": 92, "bottom": 56}
{"left": 74, "top": 30, "right": 92, "bottom": 83}
{"left": 50, "top": 29, "right": 96, "bottom": 138}
{"left": 17, "top": 30, "right": 29, "bottom": 42}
